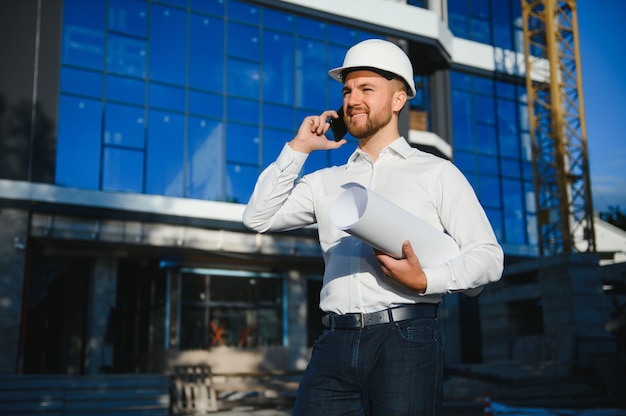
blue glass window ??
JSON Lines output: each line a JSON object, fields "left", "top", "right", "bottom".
{"left": 262, "top": 32, "right": 295, "bottom": 105}
{"left": 262, "top": 8, "right": 294, "bottom": 32}
{"left": 453, "top": 151, "right": 476, "bottom": 174}
{"left": 149, "top": 83, "right": 186, "bottom": 111}
{"left": 485, "top": 208, "right": 503, "bottom": 242}
{"left": 108, "top": 0, "right": 146, "bottom": 37}
{"left": 296, "top": 38, "right": 328, "bottom": 110}
{"left": 150, "top": 5, "right": 187, "bottom": 85}
{"left": 492, "top": 0, "right": 512, "bottom": 50}
{"left": 60, "top": 67, "right": 103, "bottom": 98}
{"left": 104, "top": 103, "right": 145, "bottom": 148}
{"left": 501, "top": 158, "right": 521, "bottom": 179}
{"left": 57, "top": 0, "right": 382, "bottom": 204}
{"left": 479, "top": 175, "right": 501, "bottom": 209}
{"left": 189, "top": 14, "right": 224, "bottom": 93}
{"left": 228, "top": 0, "right": 260, "bottom": 24}
{"left": 262, "top": 127, "right": 289, "bottom": 168}
{"left": 226, "top": 122, "right": 259, "bottom": 165}
{"left": 107, "top": 34, "right": 146, "bottom": 78}
{"left": 189, "top": 90, "right": 223, "bottom": 118}
{"left": 226, "top": 163, "right": 259, "bottom": 203}
{"left": 477, "top": 155, "right": 499, "bottom": 176}
{"left": 498, "top": 100, "right": 519, "bottom": 157}
{"left": 190, "top": 0, "right": 224, "bottom": 15}
{"left": 106, "top": 75, "right": 145, "bottom": 105}
{"left": 188, "top": 117, "right": 224, "bottom": 200}
{"left": 227, "top": 58, "right": 260, "bottom": 99}
{"left": 328, "top": 25, "right": 359, "bottom": 47}
{"left": 228, "top": 22, "right": 260, "bottom": 61}
{"left": 452, "top": 90, "right": 474, "bottom": 151}
{"left": 263, "top": 103, "right": 294, "bottom": 130}
{"left": 476, "top": 124, "right": 497, "bottom": 155}
{"left": 61, "top": 0, "right": 105, "bottom": 69}
{"left": 296, "top": 16, "right": 326, "bottom": 40}
{"left": 503, "top": 179, "right": 525, "bottom": 244}
{"left": 102, "top": 147, "right": 144, "bottom": 192}
{"left": 56, "top": 96, "right": 102, "bottom": 189}
{"left": 146, "top": 111, "right": 185, "bottom": 197}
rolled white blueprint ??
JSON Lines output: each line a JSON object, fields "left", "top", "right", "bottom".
{"left": 330, "top": 183, "right": 460, "bottom": 268}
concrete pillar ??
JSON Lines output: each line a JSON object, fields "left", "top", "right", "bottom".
{"left": 84, "top": 257, "right": 118, "bottom": 374}
{"left": 0, "top": 208, "right": 28, "bottom": 374}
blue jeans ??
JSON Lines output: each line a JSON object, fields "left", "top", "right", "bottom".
{"left": 293, "top": 316, "right": 444, "bottom": 416}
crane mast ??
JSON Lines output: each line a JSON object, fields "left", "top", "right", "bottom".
{"left": 521, "top": 0, "right": 596, "bottom": 256}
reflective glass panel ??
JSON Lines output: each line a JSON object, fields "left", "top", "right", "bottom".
{"left": 479, "top": 175, "right": 501, "bottom": 209}
{"left": 452, "top": 90, "right": 474, "bottom": 151}
{"left": 106, "top": 75, "right": 145, "bottom": 105}
{"left": 227, "top": 97, "right": 259, "bottom": 124}
{"left": 296, "top": 16, "right": 326, "bottom": 40}
{"left": 502, "top": 179, "right": 525, "bottom": 244}
{"left": 150, "top": 5, "right": 187, "bottom": 85}
{"left": 190, "top": 0, "right": 224, "bottom": 15}
{"left": 108, "top": 0, "right": 147, "bottom": 37}
{"left": 60, "top": 67, "right": 103, "bottom": 98}
{"left": 189, "top": 90, "right": 223, "bottom": 118}
{"left": 188, "top": 117, "right": 224, "bottom": 200}
{"left": 146, "top": 111, "right": 185, "bottom": 197}
{"left": 189, "top": 14, "right": 224, "bottom": 93}
{"left": 476, "top": 124, "right": 497, "bottom": 155}
{"left": 104, "top": 103, "right": 145, "bottom": 148}
{"left": 228, "top": 0, "right": 260, "bottom": 25}
{"left": 102, "top": 147, "right": 144, "bottom": 192}
{"left": 262, "top": 127, "right": 290, "bottom": 168}
{"left": 263, "top": 103, "right": 294, "bottom": 130}
{"left": 295, "top": 38, "right": 327, "bottom": 110}
{"left": 106, "top": 34, "right": 146, "bottom": 78}
{"left": 498, "top": 100, "right": 520, "bottom": 157}
{"left": 61, "top": 0, "right": 105, "bottom": 69}
{"left": 225, "top": 163, "right": 259, "bottom": 203}
{"left": 262, "top": 31, "right": 295, "bottom": 105}
{"left": 226, "top": 122, "right": 259, "bottom": 165}
{"left": 262, "top": 8, "right": 294, "bottom": 32}
{"left": 227, "top": 22, "right": 260, "bottom": 61}
{"left": 56, "top": 96, "right": 102, "bottom": 189}
{"left": 149, "top": 83, "right": 186, "bottom": 111}
{"left": 227, "top": 58, "right": 260, "bottom": 99}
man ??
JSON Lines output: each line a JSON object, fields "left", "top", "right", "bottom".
{"left": 243, "top": 39, "right": 504, "bottom": 415}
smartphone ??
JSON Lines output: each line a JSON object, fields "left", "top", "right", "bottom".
{"left": 329, "top": 106, "right": 348, "bottom": 142}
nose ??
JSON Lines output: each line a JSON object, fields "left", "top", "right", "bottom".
{"left": 345, "top": 90, "right": 362, "bottom": 111}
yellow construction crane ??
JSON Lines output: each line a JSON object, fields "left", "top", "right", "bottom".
{"left": 521, "top": 0, "right": 596, "bottom": 256}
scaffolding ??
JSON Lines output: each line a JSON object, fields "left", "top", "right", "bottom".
{"left": 521, "top": 0, "right": 596, "bottom": 256}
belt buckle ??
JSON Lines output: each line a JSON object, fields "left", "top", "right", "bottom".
{"left": 358, "top": 312, "right": 365, "bottom": 329}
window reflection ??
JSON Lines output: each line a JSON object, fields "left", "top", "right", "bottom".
{"left": 146, "top": 111, "right": 185, "bottom": 197}
{"left": 451, "top": 70, "right": 534, "bottom": 250}
{"left": 188, "top": 117, "right": 224, "bottom": 200}
{"left": 56, "top": 96, "right": 102, "bottom": 189}
{"left": 57, "top": 0, "right": 381, "bottom": 203}
{"left": 103, "top": 147, "right": 144, "bottom": 192}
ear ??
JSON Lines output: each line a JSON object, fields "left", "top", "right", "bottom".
{"left": 391, "top": 88, "right": 408, "bottom": 112}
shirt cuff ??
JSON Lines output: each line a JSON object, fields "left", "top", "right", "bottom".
{"left": 276, "top": 143, "right": 308, "bottom": 173}
{"left": 422, "top": 266, "right": 448, "bottom": 295}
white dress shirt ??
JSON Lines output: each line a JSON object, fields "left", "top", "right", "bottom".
{"left": 243, "top": 137, "right": 504, "bottom": 315}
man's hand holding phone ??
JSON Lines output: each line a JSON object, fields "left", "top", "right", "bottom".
{"left": 289, "top": 109, "right": 347, "bottom": 154}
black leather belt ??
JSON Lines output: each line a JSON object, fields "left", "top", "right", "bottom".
{"left": 322, "top": 304, "right": 438, "bottom": 329}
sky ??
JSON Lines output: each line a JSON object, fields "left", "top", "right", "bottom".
{"left": 577, "top": 0, "right": 626, "bottom": 213}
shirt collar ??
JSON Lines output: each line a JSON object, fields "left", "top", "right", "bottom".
{"left": 346, "top": 137, "right": 414, "bottom": 165}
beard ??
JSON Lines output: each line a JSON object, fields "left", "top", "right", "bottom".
{"left": 346, "top": 102, "right": 393, "bottom": 139}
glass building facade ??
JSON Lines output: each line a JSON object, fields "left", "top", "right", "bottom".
{"left": 56, "top": 0, "right": 538, "bottom": 251}
{"left": 0, "top": 0, "right": 545, "bottom": 376}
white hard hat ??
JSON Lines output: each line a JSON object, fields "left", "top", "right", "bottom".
{"left": 328, "top": 39, "right": 416, "bottom": 98}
